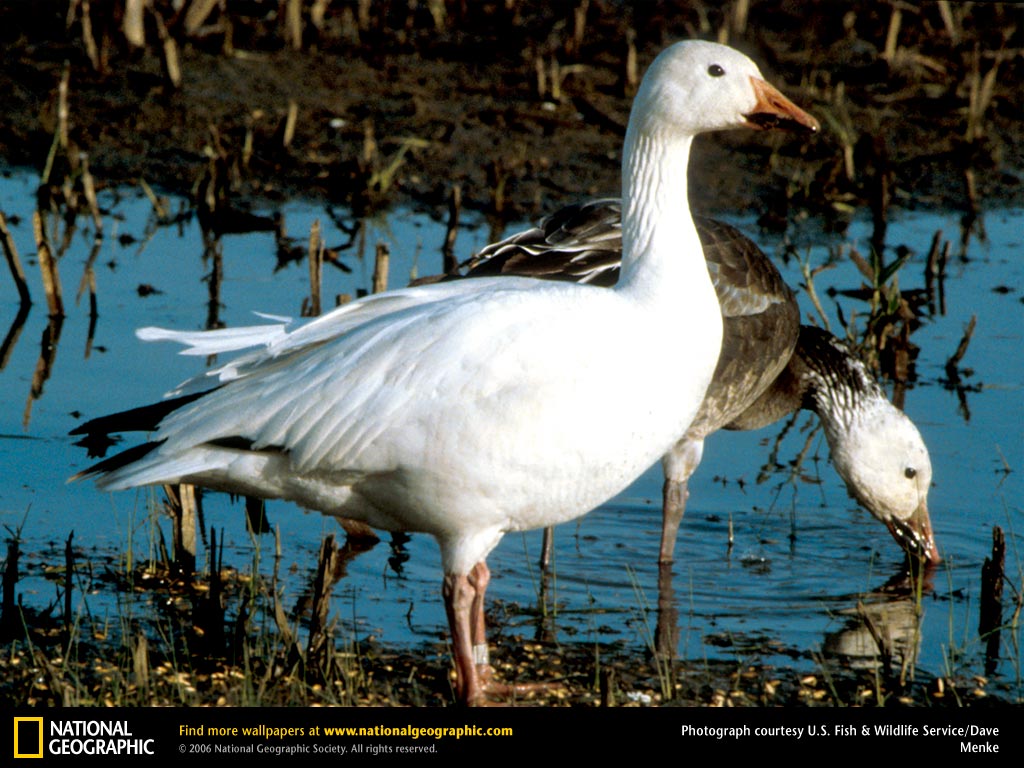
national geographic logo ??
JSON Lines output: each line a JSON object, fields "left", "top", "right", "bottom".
{"left": 13, "top": 718, "right": 42, "bottom": 759}
{"left": 13, "top": 717, "right": 155, "bottom": 758}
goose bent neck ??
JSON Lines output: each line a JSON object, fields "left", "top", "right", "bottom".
{"left": 617, "top": 129, "right": 707, "bottom": 303}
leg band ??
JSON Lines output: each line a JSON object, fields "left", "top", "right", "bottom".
{"left": 472, "top": 643, "right": 489, "bottom": 665}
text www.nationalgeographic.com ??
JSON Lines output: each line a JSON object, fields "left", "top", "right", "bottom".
{"left": 322, "top": 725, "right": 512, "bottom": 739}
{"left": 180, "top": 724, "right": 512, "bottom": 739}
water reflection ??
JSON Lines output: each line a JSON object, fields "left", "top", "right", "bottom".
{"left": 822, "top": 567, "right": 932, "bottom": 675}
{"left": 0, "top": 303, "right": 30, "bottom": 371}
{"left": 201, "top": 229, "right": 225, "bottom": 332}
{"left": 22, "top": 315, "right": 63, "bottom": 430}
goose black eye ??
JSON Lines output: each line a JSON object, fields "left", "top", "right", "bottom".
{"left": 708, "top": 64, "right": 725, "bottom": 77}
{"left": 904, "top": 467, "right": 917, "bottom": 479}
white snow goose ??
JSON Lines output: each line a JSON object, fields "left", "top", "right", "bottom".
{"left": 465, "top": 199, "right": 939, "bottom": 566}
{"left": 70, "top": 41, "right": 819, "bottom": 705}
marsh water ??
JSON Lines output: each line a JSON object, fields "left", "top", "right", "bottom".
{"left": 1, "top": 168, "right": 1021, "bottom": 695}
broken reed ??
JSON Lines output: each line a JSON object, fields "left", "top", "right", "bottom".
{"left": 33, "top": 211, "right": 65, "bottom": 318}
{"left": 980, "top": 526, "right": 1005, "bottom": 676}
{"left": 163, "top": 483, "right": 200, "bottom": 575}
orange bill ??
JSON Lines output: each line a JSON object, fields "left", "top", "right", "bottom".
{"left": 744, "top": 76, "right": 820, "bottom": 133}
{"left": 887, "top": 499, "right": 941, "bottom": 566}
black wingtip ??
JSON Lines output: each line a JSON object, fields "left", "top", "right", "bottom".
{"left": 69, "top": 390, "right": 212, "bottom": 456}
{"left": 70, "top": 440, "right": 165, "bottom": 483}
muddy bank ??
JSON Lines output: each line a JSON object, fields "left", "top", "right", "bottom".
{"left": 1, "top": 563, "right": 1010, "bottom": 708}
{"left": 1, "top": 1, "right": 1022, "bottom": 228}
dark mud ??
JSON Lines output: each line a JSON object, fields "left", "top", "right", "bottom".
{"left": 2, "top": 1, "right": 1022, "bottom": 228}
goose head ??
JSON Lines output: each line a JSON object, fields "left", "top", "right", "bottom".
{"left": 630, "top": 41, "right": 819, "bottom": 139}
{"left": 828, "top": 398, "right": 940, "bottom": 565}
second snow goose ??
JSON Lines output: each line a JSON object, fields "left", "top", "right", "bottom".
{"left": 70, "top": 41, "right": 818, "bottom": 705}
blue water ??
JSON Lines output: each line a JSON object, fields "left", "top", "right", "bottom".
{"left": 1, "top": 169, "right": 1021, "bottom": 696}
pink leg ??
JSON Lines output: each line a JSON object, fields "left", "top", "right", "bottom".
{"left": 468, "top": 561, "right": 493, "bottom": 684}
{"left": 444, "top": 561, "right": 562, "bottom": 705}
{"left": 469, "top": 561, "right": 490, "bottom": 646}
{"left": 659, "top": 439, "right": 703, "bottom": 564}
{"left": 660, "top": 477, "right": 687, "bottom": 564}
{"left": 443, "top": 572, "right": 482, "bottom": 705}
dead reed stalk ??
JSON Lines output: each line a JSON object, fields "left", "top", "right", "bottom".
{"left": 282, "top": 100, "right": 299, "bottom": 149}
{"left": 310, "top": 0, "right": 330, "bottom": 32}
{"left": 164, "top": 483, "right": 199, "bottom": 575}
{"left": 882, "top": 3, "right": 903, "bottom": 63}
{"left": 570, "top": 0, "right": 589, "bottom": 58}
{"left": 122, "top": 0, "right": 146, "bottom": 47}
{"left": 0, "top": 537, "right": 20, "bottom": 641}
{"left": 33, "top": 210, "right": 65, "bottom": 318}
{"left": 62, "top": 531, "right": 75, "bottom": 653}
{"left": 58, "top": 63, "right": 70, "bottom": 150}
{"left": 945, "top": 314, "right": 976, "bottom": 373}
{"left": 924, "top": 229, "right": 950, "bottom": 316}
{"left": 132, "top": 633, "right": 150, "bottom": 694}
{"left": 965, "top": 45, "right": 1003, "bottom": 145}
{"left": 306, "top": 534, "right": 342, "bottom": 666}
{"left": 534, "top": 50, "right": 547, "bottom": 99}
{"left": 185, "top": 0, "right": 221, "bottom": 36}
{"left": 78, "top": 0, "right": 102, "bottom": 71}
{"left": 285, "top": 0, "right": 303, "bottom": 51}
{"left": 623, "top": 29, "right": 638, "bottom": 97}
{"left": 139, "top": 178, "right": 170, "bottom": 222}
{"left": 442, "top": 184, "right": 462, "bottom": 275}
{"left": 373, "top": 242, "right": 390, "bottom": 294}
{"left": 306, "top": 218, "right": 323, "bottom": 316}
{"left": 980, "top": 526, "right": 1005, "bottom": 675}
{"left": 152, "top": 9, "right": 182, "bottom": 89}
{"left": 936, "top": 0, "right": 960, "bottom": 44}
{"left": 731, "top": 0, "right": 750, "bottom": 36}
{"left": 79, "top": 152, "right": 103, "bottom": 233}
{"left": 41, "top": 64, "right": 72, "bottom": 187}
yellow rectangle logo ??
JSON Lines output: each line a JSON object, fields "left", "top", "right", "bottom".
{"left": 13, "top": 717, "right": 44, "bottom": 759}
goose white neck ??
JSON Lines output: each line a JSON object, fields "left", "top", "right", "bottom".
{"left": 618, "top": 127, "right": 706, "bottom": 299}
